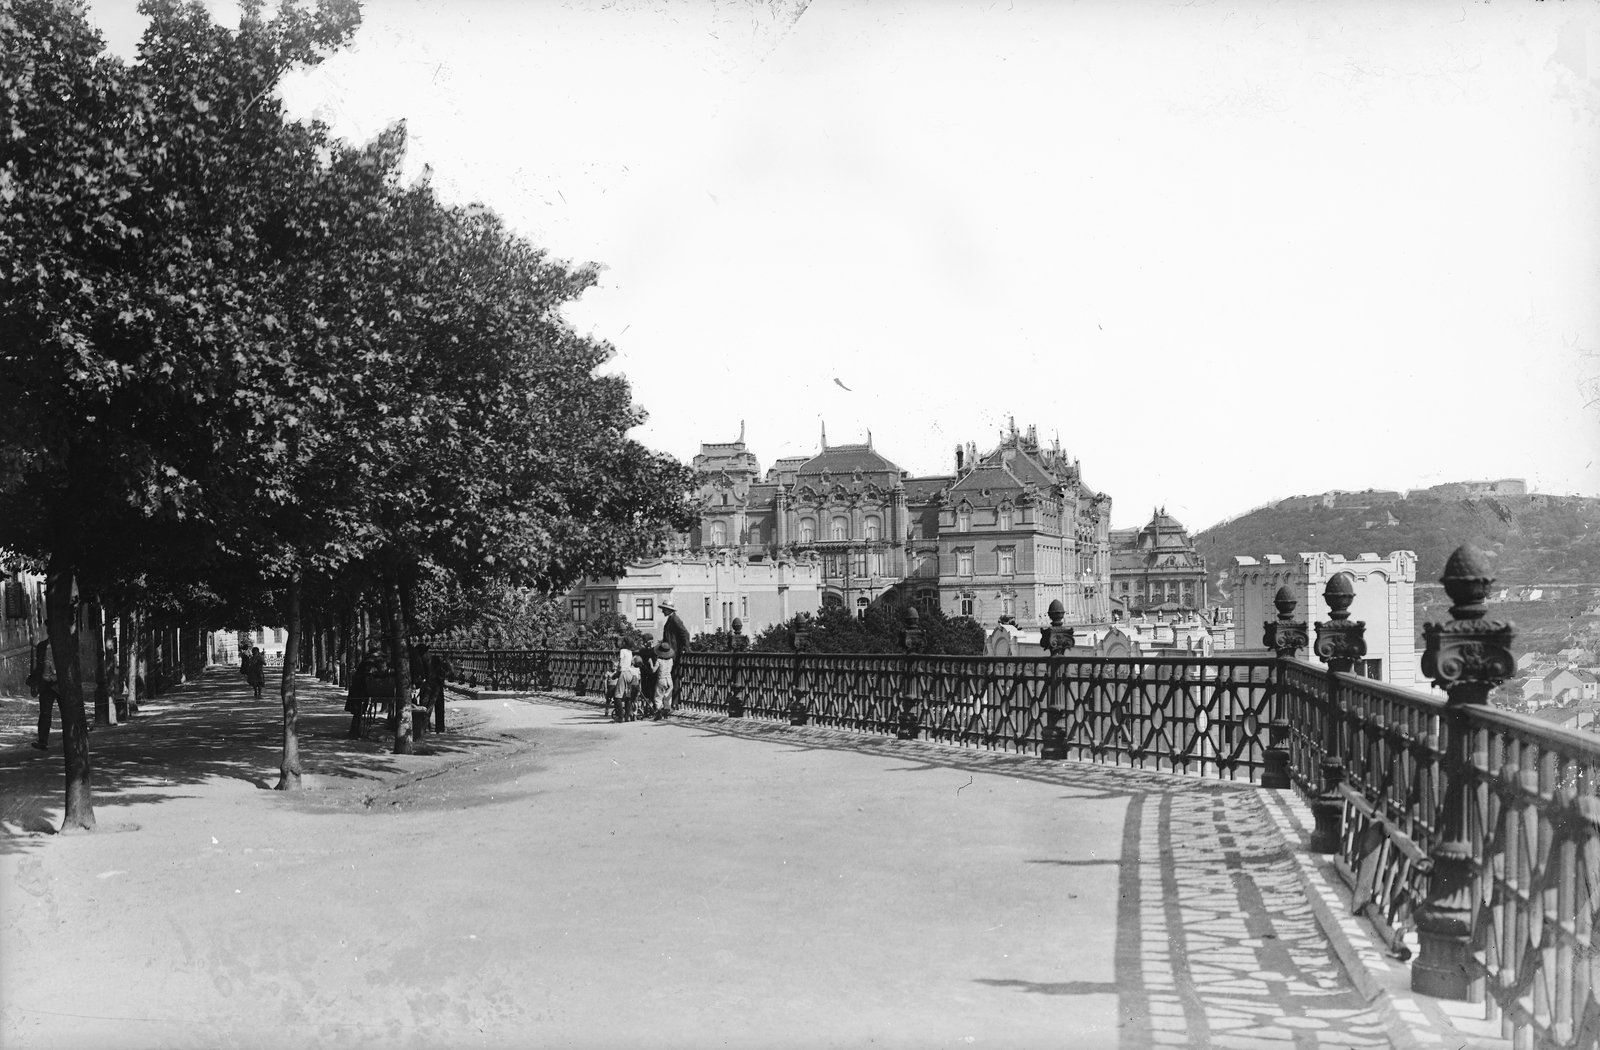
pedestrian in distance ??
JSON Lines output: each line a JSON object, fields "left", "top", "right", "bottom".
{"left": 345, "top": 645, "right": 385, "bottom": 739}
{"left": 25, "top": 638, "right": 57, "bottom": 751}
{"left": 246, "top": 646, "right": 267, "bottom": 700}
{"left": 659, "top": 600, "right": 690, "bottom": 709}
{"left": 426, "top": 649, "right": 453, "bottom": 732}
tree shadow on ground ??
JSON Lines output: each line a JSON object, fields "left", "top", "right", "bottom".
{"left": 0, "top": 669, "right": 514, "bottom": 856}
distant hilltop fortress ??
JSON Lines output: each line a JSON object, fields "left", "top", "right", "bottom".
{"left": 565, "top": 421, "right": 1210, "bottom": 639}
{"left": 1275, "top": 479, "right": 1527, "bottom": 512}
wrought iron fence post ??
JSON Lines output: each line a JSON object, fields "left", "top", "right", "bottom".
{"left": 729, "top": 619, "right": 747, "bottom": 718}
{"left": 1039, "top": 599, "right": 1074, "bottom": 760}
{"left": 1412, "top": 545, "right": 1515, "bottom": 1002}
{"left": 1262, "top": 586, "right": 1308, "bottom": 789}
{"left": 1310, "top": 573, "right": 1365, "bottom": 853}
{"left": 896, "top": 609, "right": 923, "bottom": 740}
{"left": 487, "top": 647, "right": 499, "bottom": 691}
{"left": 789, "top": 627, "right": 809, "bottom": 725}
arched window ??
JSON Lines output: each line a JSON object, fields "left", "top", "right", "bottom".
{"left": 710, "top": 521, "right": 727, "bottom": 546}
{"left": 999, "top": 504, "right": 1013, "bottom": 530}
{"left": 865, "top": 515, "right": 881, "bottom": 541}
{"left": 799, "top": 518, "right": 815, "bottom": 543}
{"left": 957, "top": 503, "right": 972, "bottom": 533}
{"left": 831, "top": 516, "right": 848, "bottom": 541}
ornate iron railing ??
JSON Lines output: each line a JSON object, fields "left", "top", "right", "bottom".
{"left": 441, "top": 647, "right": 1282, "bottom": 774}
{"left": 435, "top": 553, "right": 1600, "bottom": 1050}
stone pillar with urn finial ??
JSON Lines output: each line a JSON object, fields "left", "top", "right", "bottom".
{"left": 1260, "top": 585, "right": 1307, "bottom": 790}
{"left": 1308, "top": 572, "right": 1365, "bottom": 853}
{"left": 1410, "top": 545, "right": 1515, "bottom": 1001}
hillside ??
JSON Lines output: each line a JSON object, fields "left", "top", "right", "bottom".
{"left": 1195, "top": 493, "right": 1600, "bottom": 652}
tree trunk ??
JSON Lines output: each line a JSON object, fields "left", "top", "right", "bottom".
{"left": 311, "top": 614, "right": 323, "bottom": 679}
{"left": 45, "top": 554, "right": 95, "bottom": 832}
{"left": 124, "top": 610, "right": 140, "bottom": 716}
{"left": 85, "top": 602, "right": 109, "bottom": 726}
{"left": 277, "top": 575, "right": 303, "bottom": 791}
{"left": 386, "top": 571, "right": 413, "bottom": 755}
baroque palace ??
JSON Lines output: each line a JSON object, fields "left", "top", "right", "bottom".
{"left": 568, "top": 422, "right": 1207, "bottom": 640}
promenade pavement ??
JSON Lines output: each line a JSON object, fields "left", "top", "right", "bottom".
{"left": 1, "top": 668, "right": 1399, "bottom": 1049}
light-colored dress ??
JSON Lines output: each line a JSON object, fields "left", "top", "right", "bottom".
{"left": 653, "top": 656, "right": 674, "bottom": 712}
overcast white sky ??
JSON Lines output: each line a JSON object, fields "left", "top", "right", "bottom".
{"left": 87, "top": 0, "right": 1600, "bottom": 532}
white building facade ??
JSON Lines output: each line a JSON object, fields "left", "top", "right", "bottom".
{"left": 1230, "top": 550, "right": 1418, "bottom": 688}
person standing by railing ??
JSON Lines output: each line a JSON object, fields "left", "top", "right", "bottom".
{"left": 659, "top": 600, "right": 690, "bottom": 709}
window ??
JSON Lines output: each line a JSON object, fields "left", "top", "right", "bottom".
{"left": 960, "top": 596, "right": 974, "bottom": 617}
{"left": 740, "top": 596, "right": 748, "bottom": 619}
{"left": 831, "top": 516, "right": 849, "bottom": 541}
{"left": 599, "top": 598, "right": 611, "bottom": 614}
{"left": 856, "top": 596, "right": 869, "bottom": 616}
{"left": 710, "top": 521, "right": 727, "bottom": 545}
{"left": 800, "top": 518, "right": 815, "bottom": 543}
{"left": 273, "top": 628, "right": 283, "bottom": 644}
{"left": 1363, "top": 659, "right": 1383, "bottom": 681}
{"left": 1001, "top": 594, "right": 1015, "bottom": 618}
{"left": 999, "top": 548, "right": 1016, "bottom": 575}
{"left": 1121, "top": 581, "right": 1130, "bottom": 593}
{"left": 721, "top": 493, "right": 729, "bottom": 505}
{"left": 958, "top": 550, "right": 974, "bottom": 577}
{"left": 999, "top": 505, "right": 1013, "bottom": 530}
{"left": 704, "top": 596, "right": 713, "bottom": 620}
{"left": 853, "top": 552, "right": 866, "bottom": 577}
{"left": 870, "top": 551, "right": 885, "bottom": 576}
{"left": 570, "top": 600, "right": 587, "bottom": 622}
{"left": 957, "top": 503, "right": 972, "bottom": 533}
{"left": 635, "top": 598, "right": 654, "bottom": 621}
{"left": 917, "top": 589, "right": 938, "bottom": 613}
{"left": 255, "top": 628, "right": 264, "bottom": 644}
{"left": 865, "top": 515, "right": 881, "bottom": 541}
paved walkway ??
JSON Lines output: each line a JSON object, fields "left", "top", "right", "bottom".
{"left": 1, "top": 669, "right": 1403, "bottom": 1048}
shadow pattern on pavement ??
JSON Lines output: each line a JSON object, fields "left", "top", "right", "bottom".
{"left": 0, "top": 669, "right": 510, "bottom": 855}
{"left": 522, "top": 689, "right": 1400, "bottom": 1049}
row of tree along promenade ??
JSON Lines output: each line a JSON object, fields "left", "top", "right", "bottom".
{"left": 2, "top": 2, "right": 698, "bottom": 828}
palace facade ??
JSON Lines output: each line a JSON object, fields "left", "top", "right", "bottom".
{"left": 1107, "top": 509, "right": 1209, "bottom": 617}
{"left": 567, "top": 421, "right": 1116, "bottom": 638}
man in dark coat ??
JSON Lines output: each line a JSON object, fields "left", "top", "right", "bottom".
{"left": 345, "top": 645, "right": 385, "bottom": 739}
{"left": 27, "top": 638, "right": 56, "bottom": 751}
{"left": 246, "top": 647, "right": 266, "bottom": 700}
{"left": 659, "top": 600, "right": 691, "bottom": 708}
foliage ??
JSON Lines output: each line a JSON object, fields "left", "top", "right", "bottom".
{"left": 750, "top": 602, "right": 985, "bottom": 655}
{"left": 563, "top": 610, "right": 650, "bottom": 652}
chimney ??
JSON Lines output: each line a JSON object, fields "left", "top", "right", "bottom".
{"left": 955, "top": 444, "right": 965, "bottom": 472}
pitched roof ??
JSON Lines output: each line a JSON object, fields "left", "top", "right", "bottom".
{"left": 795, "top": 444, "right": 901, "bottom": 476}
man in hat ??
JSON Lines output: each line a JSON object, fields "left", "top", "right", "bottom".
{"left": 659, "top": 599, "right": 690, "bottom": 709}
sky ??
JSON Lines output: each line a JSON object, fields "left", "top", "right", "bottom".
{"left": 85, "top": 0, "right": 1600, "bottom": 532}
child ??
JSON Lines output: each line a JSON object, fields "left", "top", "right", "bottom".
{"left": 606, "top": 644, "right": 641, "bottom": 721}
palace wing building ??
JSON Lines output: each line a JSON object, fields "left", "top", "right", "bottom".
{"left": 568, "top": 422, "right": 1115, "bottom": 639}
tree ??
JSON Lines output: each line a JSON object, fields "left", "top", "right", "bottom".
{"left": 0, "top": 0, "right": 359, "bottom": 823}
{"left": 750, "top": 603, "right": 985, "bottom": 655}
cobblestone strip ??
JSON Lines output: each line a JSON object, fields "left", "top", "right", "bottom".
{"left": 1255, "top": 788, "right": 1509, "bottom": 1049}
{"left": 1143, "top": 787, "right": 1393, "bottom": 1048}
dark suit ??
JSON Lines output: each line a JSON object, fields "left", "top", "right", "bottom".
{"left": 661, "top": 611, "right": 690, "bottom": 705}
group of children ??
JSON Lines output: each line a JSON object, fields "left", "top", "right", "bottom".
{"left": 605, "top": 638, "right": 678, "bottom": 722}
